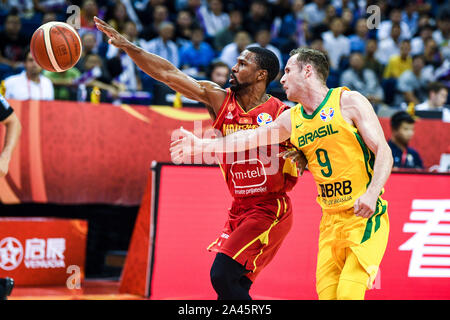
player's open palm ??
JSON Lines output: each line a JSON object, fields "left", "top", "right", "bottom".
{"left": 170, "top": 128, "right": 203, "bottom": 164}
{"left": 354, "top": 192, "right": 378, "bottom": 218}
{"left": 94, "top": 16, "right": 130, "bottom": 49}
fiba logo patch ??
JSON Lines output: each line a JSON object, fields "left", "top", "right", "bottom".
{"left": 257, "top": 113, "right": 273, "bottom": 126}
{"left": 0, "top": 237, "right": 24, "bottom": 271}
{"left": 320, "top": 107, "right": 335, "bottom": 122}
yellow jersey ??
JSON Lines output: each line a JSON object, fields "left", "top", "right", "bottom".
{"left": 290, "top": 87, "right": 378, "bottom": 213}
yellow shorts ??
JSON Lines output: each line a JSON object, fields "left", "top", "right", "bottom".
{"left": 316, "top": 198, "right": 389, "bottom": 295}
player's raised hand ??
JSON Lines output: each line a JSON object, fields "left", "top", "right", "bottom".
{"left": 94, "top": 16, "right": 130, "bottom": 49}
{"left": 170, "top": 127, "right": 204, "bottom": 164}
{"left": 278, "top": 149, "right": 308, "bottom": 176}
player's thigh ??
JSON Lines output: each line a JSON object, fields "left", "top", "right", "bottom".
{"left": 337, "top": 250, "right": 368, "bottom": 300}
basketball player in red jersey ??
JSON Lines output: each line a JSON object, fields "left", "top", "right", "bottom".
{"left": 95, "top": 17, "right": 302, "bottom": 300}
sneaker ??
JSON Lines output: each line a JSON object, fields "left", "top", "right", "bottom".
{"left": 0, "top": 278, "right": 14, "bottom": 300}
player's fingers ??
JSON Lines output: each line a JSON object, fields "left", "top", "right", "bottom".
{"left": 277, "top": 150, "right": 290, "bottom": 158}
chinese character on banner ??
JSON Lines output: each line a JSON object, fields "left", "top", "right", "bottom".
{"left": 46, "top": 238, "right": 66, "bottom": 259}
{"left": 399, "top": 200, "right": 450, "bottom": 277}
{"left": 25, "top": 238, "right": 46, "bottom": 260}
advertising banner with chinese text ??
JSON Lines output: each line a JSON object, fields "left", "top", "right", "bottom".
{"left": 0, "top": 218, "right": 88, "bottom": 286}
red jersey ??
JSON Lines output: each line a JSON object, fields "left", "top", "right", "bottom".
{"left": 213, "top": 89, "right": 298, "bottom": 198}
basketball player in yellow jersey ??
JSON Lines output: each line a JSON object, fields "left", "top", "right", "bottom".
{"left": 171, "top": 48, "right": 393, "bottom": 300}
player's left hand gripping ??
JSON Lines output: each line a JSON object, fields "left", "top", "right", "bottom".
{"left": 354, "top": 193, "right": 377, "bottom": 218}
{"left": 170, "top": 127, "right": 202, "bottom": 164}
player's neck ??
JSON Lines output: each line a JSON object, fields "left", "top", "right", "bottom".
{"left": 235, "top": 89, "right": 269, "bottom": 112}
{"left": 299, "top": 84, "right": 329, "bottom": 115}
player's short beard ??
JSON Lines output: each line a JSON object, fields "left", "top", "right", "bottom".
{"left": 230, "top": 72, "right": 251, "bottom": 93}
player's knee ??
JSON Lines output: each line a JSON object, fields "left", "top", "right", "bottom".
{"left": 210, "top": 254, "right": 235, "bottom": 293}
{"left": 336, "top": 280, "right": 366, "bottom": 300}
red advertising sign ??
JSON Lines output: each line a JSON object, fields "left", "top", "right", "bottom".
{"left": 149, "top": 165, "right": 450, "bottom": 299}
{"left": 0, "top": 218, "right": 88, "bottom": 286}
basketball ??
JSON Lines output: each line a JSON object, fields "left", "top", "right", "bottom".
{"left": 30, "top": 21, "right": 82, "bottom": 73}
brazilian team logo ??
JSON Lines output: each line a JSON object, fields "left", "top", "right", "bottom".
{"left": 257, "top": 113, "right": 273, "bottom": 126}
{"left": 320, "top": 107, "right": 335, "bottom": 122}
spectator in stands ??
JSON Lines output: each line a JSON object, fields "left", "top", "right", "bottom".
{"left": 106, "top": 21, "right": 144, "bottom": 92}
{"left": 304, "top": 0, "right": 327, "bottom": 28}
{"left": 119, "top": 0, "right": 144, "bottom": 33}
{"left": 42, "top": 12, "right": 58, "bottom": 25}
{"left": 106, "top": 1, "right": 131, "bottom": 34}
{"left": 175, "top": 10, "right": 198, "bottom": 48}
{"left": 197, "top": 0, "right": 230, "bottom": 38}
{"left": 4, "top": 51, "right": 54, "bottom": 101}
{"left": 415, "top": 82, "right": 449, "bottom": 111}
{"left": 75, "top": 32, "right": 99, "bottom": 71}
{"left": 411, "top": 24, "right": 434, "bottom": 56}
{"left": 341, "top": 8, "right": 355, "bottom": 37}
{"left": 396, "top": 54, "right": 429, "bottom": 106}
{"left": 207, "top": 61, "right": 230, "bottom": 88}
{"left": 243, "top": 0, "right": 273, "bottom": 37}
{"left": 214, "top": 9, "right": 243, "bottom": 51}
{"left": 43, "top": 67, "right": 81, "bottom": 101}
{"left": 80, "top": 0, "right": 98, "bottom": 30}
{"left": 143, "top": 21, "right": 179, "bottom": 68}
{"left": 140, "top": 4, "right": 169, "bottom": 41}
{"left": 310, "top": 4, "right": 337, "bottom": 39}
{"left": 383, "top": 40, "right": 412, "bottom": 79}
{"left": 180, "top": 27, "right": 215, "bottom": 77}
{"left": 364, "top": 39, "right": 384, "bottom": 81}
{"left": 340, "top": 52, "right": 384, "bottom": 107}
{"left": 0, "top": 10, "right": 29, "bottom": 75}
{"left": 432, "top": 7, "right": 450, "bottom": 56}
{"left": 248, "top": 29, "right": 283, "bottom": 70}
{"left": 322, "top": 17, "right": 350, "bottom": 70}
{"left": 219, "top": 31, "right": 251, "bottom": 69}
{"left": 377, "top": 7, "right": 411, "bottom": 41}
{"left": 423, "top": 38, "right": 442, "bottom": 69}
{"left": 388, "top": 111, "right": 424, "bottom": 170}
{"left": 273, "top": 0, "right": 308, "bottom": 52}
{"left": 376, "top": 22, "right": 402, "bottom": 65}
{"left": 80, "top": 53, "right": 121, "bottom": 101}
{"left": 402, "top": 1, "right": 419, "bottom": 38}
{"left": 185, "top": 0, "right": 202, "bottom": 20}
{"left": 348, "top": 18, "right": 369, "bottom": 54}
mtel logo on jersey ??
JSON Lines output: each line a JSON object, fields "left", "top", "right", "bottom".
{"left": 0, "top": 237, "right": 66, "bottom": 270}
{"left": 257, "top": 113, "right": 273, "bottom": 126}
{"left": 320, "top": 107, "right": 335, "bottom": 122}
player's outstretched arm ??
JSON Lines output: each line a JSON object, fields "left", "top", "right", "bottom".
{"left": 341, "top": 90, "right": 393, "bottom": 218}
{"left": 170, "top": 109, "right": 292, "bottom": 163}
{"left": 94, "top": 17, "right": 226, "bottom": 110}
{"left": 0, "top": 112, "right": 21, "bottom": 177}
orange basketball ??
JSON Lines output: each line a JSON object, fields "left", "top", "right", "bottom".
{"left": 30, "top": 21, "right": 82, "bottom": 72}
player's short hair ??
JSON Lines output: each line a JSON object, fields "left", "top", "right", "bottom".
{"left": 246, "top": 46, "right": 280, "bottom": 87}
{"left": 289, "top": 47, "right": 329, "bottom": 83}
{"left": 391, "top": 111, "right": 415, "bottom": 130}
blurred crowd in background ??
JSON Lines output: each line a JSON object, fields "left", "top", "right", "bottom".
{"left": 0, "top": 0, "right": 449, "bottom": 117}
